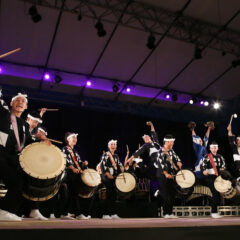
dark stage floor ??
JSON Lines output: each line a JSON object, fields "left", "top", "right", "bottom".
{"left": 1, "top": 217, "right": 240, "bottom": 240}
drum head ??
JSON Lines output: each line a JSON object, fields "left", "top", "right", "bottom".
{"left": 20, "top": 142, "right": 66, "bottom": 179}
{"left": 214, "top": 176, "right": 232, "bottom": 193}
{"left": 176, "top": 170, "right": 195, "bottom": 188}
{"left": 115, "top": 172, "right": 136, "bottom": 193}
{"left": 81, "top": 168, "right": 101, "bottom": 187}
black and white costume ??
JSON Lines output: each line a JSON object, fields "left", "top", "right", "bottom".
{"left": 0, "top": 92, "right": 32, "bottom": 215}
{"left": 200, "top": 152, "right": 226, "bottom": 213}
{"left": 100, "top": 150, "right": 123, "bottom": 217}
{"left": 156, "top": 146, "right": 182, "bottom": 217}
{"left": 62, "top": 145, "right": 86, "bottom": 217}
{"left": 228, "top": 135, "right": 240, "bottom": 178}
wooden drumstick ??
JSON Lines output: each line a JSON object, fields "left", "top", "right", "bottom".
{"left": 38, "top": 108, "right": 59, "bottom": 111}
{"left": 126, "top": 145, "right": 129, "bottom": 152}
{"left": 180, "top": 169, "right": 185, "bottom": 180}
{"left": 0, "top": 48, "right": 21, "bottom": 59}
{"left": 47, "top": 138, "right": 63, "bottom": 144}
{"left": 229, "top": 114, "right": 234, "bottom": 126}
{"left": 122, "top": 172, "right": 126, "bottom": 184}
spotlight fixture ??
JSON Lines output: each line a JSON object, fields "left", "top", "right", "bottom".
{"left": 204, "top": 101, "right": 209, "bottom": 106}
{"left": 54, "top": 74, "right": 62, "bottom": 84}
{"left": 200, "top": 100, "right": 204, "bottom": 105}
{"left": 164, "top": 93, "right": 171, "bottom": 99}
{"left": 194, "top": 46, "right": 202, "bottom": 59}
{"left": 213, "top": 102, "right": 221, "bottom": 110}
{"left": 95, "top": 20, "right": 106, "bottom": 37}
{"left": 146, "top": 34, "right": 156, "bottom": 49}
{"left": 126, "top": 87, "right": 131, "bottom": 93}
{"left": 86, "top": 80, "right": 92, "bottom": 87}
{"left": 171, "top": 94, "right": 178, "bottom": 102}
{"left": 189, "top": 97, "right": 197, "bottom": 105}
{"left": 232, "top": 59, "right": 240, "bottom": 68}
{"left": 112, "top": 84, "right": 119, "bottom": 93}
{"left": 29, "top": 5, "right": 42, "bottom": 23}
{"left": 44, "top": 73, "right": 50, "bottom": 80}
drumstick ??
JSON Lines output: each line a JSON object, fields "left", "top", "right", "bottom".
{"left": 126, "top": 145, "right": 129, "bottom": 152}
{"left": 47, "top": 138, "right": 63, "bottom": 144}
{"left": 122, "top": 172, "right": 126, "bottom": 184}
{"left": 38, "top": 108, "right": 59, "bottom": 111}
{"left": 0, "top": 48, "right": 21, "bottom": 59}
{"left": 180, "top": 169, "right": 185, "bottom": 180}
{"left": 229, "top": 114, "right": 234, "bottom": 126}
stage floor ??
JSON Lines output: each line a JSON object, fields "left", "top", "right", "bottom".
{"left": 1, "top": 217, "right": 240, "bottom": 230}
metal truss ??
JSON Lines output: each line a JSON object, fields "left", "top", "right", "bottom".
{"left": 21, "top": 0, "right": 240, "bottom": 56}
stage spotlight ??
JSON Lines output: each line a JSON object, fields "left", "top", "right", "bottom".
{"left": 164, "top": 93, "right": 171, "bottom": 99}
{"left": 171, "top": 94, "right": 178, "bottom": 102}
{"left": 146, "top": 34, "right": 156, "bottom": 49}
{"left": 44, "top": 73, "right": 50, "bottom": 80}
{"left": 86, "top": 80, "right": 92, "bottom": 87}
{"left": 112, "top": 84, "right": 119, "bottom": 93}
{"left": 200, "top": 100, "right": 204, "bottom": 105}
{"left": 0, "top": 66, "right": 3, "bottom": 74}
{"left": 232, "top": 59, "right": 240, "bottom": 68}
{"left": 54, "top": 75, "right": 62, "bottom": 84}
{"left": 213, "top": 102, "right": 221, "bottom": 110}
{"left": 95, "top": 20, "right": 106, "bottom": 37}
{"left": 204, "top": 101, "right": 209, "bottom": 106}
{"left": 194, "top": 46, "right": 202, "bottom": 59}
{"left": 189, "top": 97, "right": 197, "bottom": 105}
{"left": 29, "top": 5, "right": 42, "bottom": 23}
{"left": 126, "top": 87, "right": 131, "bottom": 93}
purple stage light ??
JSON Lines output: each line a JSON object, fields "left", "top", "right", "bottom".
{"left": 86, "top": 80, "right": 92, "bottom": 87}
{"left": 0, "top": 66, "right": 2, "bottom": 73}
{"left": 126, "top": 87, "right": 131, "bottom": 93}
{"left": 200, "top": 100, "right": 204, "bottom": 105}
{"left": 165, "top": 94, "right": 170, "bottom": 99}
{"left": 44, "top": 73, "right": 50, "bottom": 80}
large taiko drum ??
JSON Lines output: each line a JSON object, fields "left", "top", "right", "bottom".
{"left": 175, "top": 169, "right": 196, "bottom": 195}
{"left": 214, "top": 175, "right": 237, "bottom": 199}
{"left": 115, "top": 172, "right": 136, "bottom": 199}
{"left": 19, "top": 142, "right": 66, "bottom": 201}
{"left": 78, "top": 168, "right": 101, "bottom": 198}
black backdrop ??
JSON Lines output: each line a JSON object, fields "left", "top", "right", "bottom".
{"left": 13, "top": 97, "right": 239, "bottom": 177}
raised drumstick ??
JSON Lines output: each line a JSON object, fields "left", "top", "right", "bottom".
{"left": 47, "top": 138, "right": 63, "bottom": 144}
{"left": 38, "top": 108, "right": 59, "bottom": 111}
{"left": 0, "top": 48, "right": 21, "bottom": 59}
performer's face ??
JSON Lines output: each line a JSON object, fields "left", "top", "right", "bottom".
{"left": 108, "top": 142, "right": 117, "bottom": 151}
{"left": 210, "top": 145, "right": 218, "bottom": 155}
{"left": 143, "top": 135, "right": 152, "bottom": 143}
{"left": 68, "top": 136, "right": 77, "bottom": 146}
{"left": 10, "top": 97, "right": 27, "bottom": 113}
{"left": 165, "top": 141, "right": 174, "bottom": 149}
{"left": 237, "top": 138, "right": 240, "bottom": 147}
{"left": 27, "top": 118, "right": 39, "bottom": 129}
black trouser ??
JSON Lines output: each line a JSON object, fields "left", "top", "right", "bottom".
{"left": 0, "top": 152, "right": 23, "bottom": 214}
{"left": 202, "top": 175, "right": 221, "bottom": 213}
{"left": 102, "top": 177, "right": 117, "bottom": 216}
{"left": 157, "top": 174, "right": 176, "bottom": 216}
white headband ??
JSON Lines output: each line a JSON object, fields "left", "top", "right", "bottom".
{"left": 11, "top": 93, "right": 28, "bottom": 103}
{"left": 142, "top": 134, "right": 150, "bottom": 140}
{"left": 210, "top": 144, "right": 218, "bottom": 147}
{"left": 67, "top": 133, "right": 78, "bottom": 140}
{"left": 27, "top": 114, "right": 42, "bottom": 123}
{"left": 164, "top": 138, "right": 175, "bottom": 142}
{"left": 38, "top": 127, "right": 48, "bottom": 136}
{"left": 108, "top": 139, "right": 117, "bottom": 146}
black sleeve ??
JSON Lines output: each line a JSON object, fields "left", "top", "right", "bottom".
{"left": 151, "top": 131, "right": 160, "bottom": 147}
{"left": 228, "top": 136, "right": 237, "bottom": 151}
{"left": 133, "top": 143, "right": 152, "bottom": 158}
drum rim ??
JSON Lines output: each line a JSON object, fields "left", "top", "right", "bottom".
{"left": 19, "top": 142, "right": 66, "bottom": 179}
{"left": 115, "top": 172, "right": 136, "bottom": 193}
